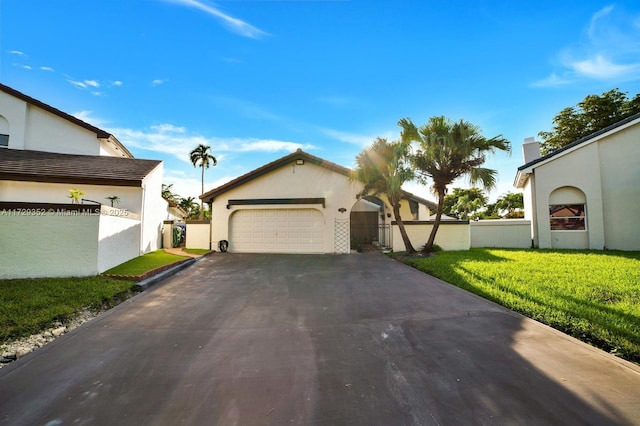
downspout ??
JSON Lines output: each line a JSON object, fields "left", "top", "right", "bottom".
{"left": 530, "top": 171, "right": 538, "bottom": 248}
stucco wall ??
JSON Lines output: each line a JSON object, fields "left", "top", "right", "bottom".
{"left": 392, "top": 222, "right": 470, "bottom": 252}
{"left": 0, "top": 211, "right": 100, "bottom": 279}
{"left": 0, "top": 91, "right": 28, "bottom": 150}
{"left": 470, "top": 220, "right": 532, "bottom": 248}
{"left": 530, "top": 143, "right": 605, "bottom": 249}
{"left": 210, "top": 161, "right": 361, "bottom": 253}
{"left": 139, "top": 163, "right": 165, "bottom": 253}
{"left": 186, "top": 222, "right": 211, "bottom": 250}
{"left": 597, "top": 125, "right": 640, "bottom": 250}
{"left": 97, "top": 211, "right": 141, "bottom": 272}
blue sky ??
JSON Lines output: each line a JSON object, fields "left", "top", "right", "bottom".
{"left": 2, "top": 0, "right": 639, "bottom": 202}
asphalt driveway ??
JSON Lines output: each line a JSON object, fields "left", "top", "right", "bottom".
{"left": 1, "top": 253, "right": 639, "bottom": 425}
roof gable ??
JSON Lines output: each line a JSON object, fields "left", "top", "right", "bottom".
{"left": 0, "top": 83, "right": 133, "bottom": 157}
{"left": 201, "top": 149, "right": 350, "bottom": 202}
{"left": 514, "top": 112, "right": 640, "bottom": 188}
{"left": 0, "top": 149, "right": 161, "bottom": 187}
{"left": 200, "top": 149, "right": 437, "bottom": 210}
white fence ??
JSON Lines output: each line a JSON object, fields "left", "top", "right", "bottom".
{"left": 0, "top": 203, "right": 140, "bottom": 279}
{"left": 391, "top": 219, "right": 533, "bottom": 252}
{"left": 470, "top": 220, "right": 532, "bottom": 248}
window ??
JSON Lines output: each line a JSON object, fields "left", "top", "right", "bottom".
{"left": 0, "top": 134, "right": 7, "bottom": 147}
{"left": 549, "top": 204, "right": 586, "bottom": 231}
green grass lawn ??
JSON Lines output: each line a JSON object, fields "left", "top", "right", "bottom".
{"left": 184, "top": 248, "right": 212, "bottom": 255}
{"left": 393, "top": 248, "right": 640, "bottom": 363}
{"left": 0, "top": 276, "right": 137, "bottom": 343}
{"left": 103, "top": 250, "right": 189, "bottom": 276}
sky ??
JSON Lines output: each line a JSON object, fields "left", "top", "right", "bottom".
{"left": 1, "top": 0, "right": 639, "bottom": 203}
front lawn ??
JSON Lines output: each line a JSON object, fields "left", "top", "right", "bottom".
{"left": 103, "top": 250, "right": 189, "bottom": 276}
{"left": 0, "top": 276, "right": 137, "bottom": 343}
{"left": 393, "top": 249, "right": 640, "bottom": 363}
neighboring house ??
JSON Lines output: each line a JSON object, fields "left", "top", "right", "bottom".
{"left": 0, "top": 83, "right": 166, "bottom": 278}
{"left": 199, "top": 149, "right": 435, "bottom": 254}
{"left": 514, "top": 113, "right": 640, "bottom": 250}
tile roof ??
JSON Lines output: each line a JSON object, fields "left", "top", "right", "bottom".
{"left": 0, "top": 149, "right": 161, "bottom": 187}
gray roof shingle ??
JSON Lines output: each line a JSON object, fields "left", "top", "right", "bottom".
{"left": 0, "top": 149, "right": 161, "bottom": 187}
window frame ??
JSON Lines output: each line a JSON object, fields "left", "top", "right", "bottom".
{"left": 549, "top": 204, "right": 587, "bottom": 232}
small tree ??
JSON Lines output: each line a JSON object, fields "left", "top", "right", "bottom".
{"left": 68, "top": 189, "right": 85, "bottom": 204}
{"left": 105, "top": 195, "right": 120, "bottom": 207}
{"left": 443, "top": 188, "right": 487, "bottom": 220}
{"left": 162, "top": 183, "right": 180, "bottom": 202}
{"left": 400, "top": 116, "right": 510, "bottom": 253}
{"left": 495, "top": 192, "right": 524, "bottom": 218}
{"left": 179, "top": 196, "right": 197, "bottom": 217}
{"left": 352, "top": 137, "right": 417, "bottom": 254}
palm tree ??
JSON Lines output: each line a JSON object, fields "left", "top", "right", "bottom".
{"left": 189, "top": 144, "right": 217, "bottom": 216}
{"left": 105, "top": 195, "right": 121, "bottom": 207}
{"left": 399, "top": 116, "right": 510, "bottom": 253}
{"left": 68, "top": 189, "right": 85, "bottom": 205}
{"left": 495, "top": 192, "right": 524, "bottom": 218}
{"left": 352, "top": 137, "right": 417, "bottom": 254}
{"left": 179, "top": 196, "right": 197, "bottom": 217}
{"left": 162, "top": 183, "right": 179, "bottom": 202}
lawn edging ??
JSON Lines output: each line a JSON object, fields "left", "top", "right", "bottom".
{"left": 103, "top": 257, "right": 193, "bottom": 282}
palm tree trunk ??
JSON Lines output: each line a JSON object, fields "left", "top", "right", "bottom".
{"left": 393, "top": 203, "right": 416, "bottom": 254}
{"left": 423, "top": 187, "right": 446, "bottom": 253}
{"left": 200, "top": 166, "right": 205, "bottom": 218}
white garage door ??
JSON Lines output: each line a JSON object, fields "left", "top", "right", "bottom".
{"left": 230, "top": 209, "right": 325, "bottom": 253}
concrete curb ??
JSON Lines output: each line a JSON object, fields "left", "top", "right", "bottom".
{"left": 135, "top": 256, "right": 199, "bottom": 290}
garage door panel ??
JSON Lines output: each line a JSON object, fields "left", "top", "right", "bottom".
{"left": 230, "top": 209, "right": 324, "bottom": 253}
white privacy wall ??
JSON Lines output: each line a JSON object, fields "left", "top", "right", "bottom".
{"left": 97, "top": 213, "right": 141, "bottom": 273}
{"left": 0, "top": 213, "right": 99, "bottom": 279}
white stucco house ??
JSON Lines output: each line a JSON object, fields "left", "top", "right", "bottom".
{"left": 0, "top": 83, "right": 169, "bottom": 278}
{"left": 514, "top": 113, "right": 640, "bottom": 250}
{"left": 199, "top": 149, "right": 437, "bottom": 253}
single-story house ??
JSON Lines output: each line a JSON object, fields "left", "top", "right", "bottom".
{"left": 0, "top": 83, "right": 168, "bottom": 278}
{"left": 199, "top": 149, "right": 436, "bottom": 253}
{"left": 514, "top": 113, "right": 640, "bottom": 250}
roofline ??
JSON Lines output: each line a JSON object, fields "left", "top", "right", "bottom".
{"left": 0, "top": 173, "right": 146, "bottom": 187}
{"left": 200, "top": 149, "right": 351, "bottom": 202}
{"left": 514, "top": 112, "right": 640, "bottom": 189}
{"left": 517, "top": 112, "right": 640, "bottom": 172}
{"left": 200, "top": 149, "right": 437, "bottom": 208}
{"left": 0, "top": 83, "right": 121, "bottom": 144}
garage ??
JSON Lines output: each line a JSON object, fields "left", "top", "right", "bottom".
{"left": 229, "top": 209, "right": 325, "bottom": 253}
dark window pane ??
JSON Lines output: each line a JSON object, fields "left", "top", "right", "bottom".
{"left": 0, "top": 134, "right": 8, "bottom": 147}
{"left": 549, "top": 204, "right": 586, "bottom": 231}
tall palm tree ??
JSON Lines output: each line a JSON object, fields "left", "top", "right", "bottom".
{"left": 399, "top": 116, "right": 511, "bottom": 253}
{"left": 179, "top": 196, "right": 197, "bottom": 217}
{"left": 189, "top": 144, "right": 217, "bottom": 216}
{"left": 352, "top": 137, "right": 417, "bottom": 254}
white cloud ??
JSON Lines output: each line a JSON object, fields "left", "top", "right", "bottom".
{"left": 537, "top": 4, "right": 640, "bottom": 85}
{"left": 71, "top": 111, "right": 109, "bottom": 128}
{"left": 151, "top": 79, "right": 166, "bottom": 86}
{"left": 40, "top": 66, "right": 54, "bottom": 72}
{"left": 8, "top": 50, "right": 26, "bottom": 57}
{"left": 85, "top": 80, "right": 100, "bottom": 88}
{"left": 321, "top": 127, "right": 394, "bottom": 148}
{"left": 111, "top": 81, "right": 123, "bottom": 86}
{"left": 164, "top": 0, "right": 268, "bottom": 39}
{"left": 109, "top": 122, "right": 314, "bottom": 163}
{"left": 21, "top": 65, "right": 32, "bottom": 70}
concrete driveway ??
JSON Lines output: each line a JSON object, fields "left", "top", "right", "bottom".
{"left": 1, "top": 254, "right": 639, "bottom": 425}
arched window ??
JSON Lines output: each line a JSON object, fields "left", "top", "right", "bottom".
{"left": 549, "top": 187, "right": 587, "bottom": 231}
{"left": 0, "top": 115, "right": 9, "bottom": 147}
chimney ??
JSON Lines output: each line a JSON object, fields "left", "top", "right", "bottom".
{"left": 522, "top": 137, "right": 541, "bottom": 163}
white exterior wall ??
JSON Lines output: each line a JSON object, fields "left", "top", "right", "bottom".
{"left": 210, "top": 161, "right": 361, "bottom": 253}
{"left": 0, "top": 89, "right": 101, "bottom": 154}
{"left": 470, "top": 220, "right": 532, "bottom": 248}
{"left": 530, "top": 143, "right": 605, "bottom": 249}
{"left": 0, "top": 180, "right": 143, "bottom": 213}
{"left": 139, "top": 163, "right": 165, "bottom": 253}
{"left": 97, "top": 212, "right": 141, "bottom": 273}
{"left": 186, "top": 222, "right": 211, "bottom": 249}
{"left": 0, "top": 212, "right": 99, "bottom": 279}
{"left": 598, "top": 126, "right": 640, "bottom": 250}
{"left": 392, "top": 222, "right": 470, "bottom": 251}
